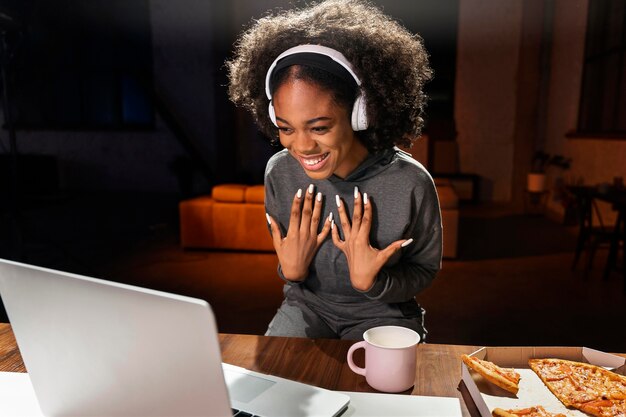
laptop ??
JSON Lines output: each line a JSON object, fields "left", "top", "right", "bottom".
{"left": 0, "top": 258, "right": 349, "bottom": 417}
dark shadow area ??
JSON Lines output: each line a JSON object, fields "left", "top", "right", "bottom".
{"left": 458, "top": 213, "right": 577, "bottom": 260}
{"left": 0, "top": 192, "right": 180, "bottom": 275}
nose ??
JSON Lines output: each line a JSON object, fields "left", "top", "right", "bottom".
{"left": 292, "top": 131, "right": 318, "bottom": 154}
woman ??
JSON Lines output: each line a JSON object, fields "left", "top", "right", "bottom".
{"left": 227, "top": 0, "right": 442, "bottom": 340}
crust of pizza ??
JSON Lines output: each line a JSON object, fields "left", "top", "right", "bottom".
{"left": 492, "top": 406, "right": 566, "bottom": 417}
{"left": 462, "top": 354, "right": 520, "bottom": 394}
{"left": 492, "top": 408, "right": 519, "bottom": 417}
{"left": 529, "top": 358, "right": 626, "bottom": 417}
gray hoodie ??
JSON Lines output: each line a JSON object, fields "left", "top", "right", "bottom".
{"left": 264, "top": 147, "right": 442, "bottom": 330}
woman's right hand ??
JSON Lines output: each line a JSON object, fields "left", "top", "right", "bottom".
{"left": 266, "top": 184, "right": 332, "bottom": 282}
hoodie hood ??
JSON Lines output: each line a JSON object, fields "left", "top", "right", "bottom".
{"left": 328, "top": 146, "right": 407, "bottom": 183}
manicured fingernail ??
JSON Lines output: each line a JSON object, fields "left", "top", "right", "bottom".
{"left": 354, "top": 186, "right": 359, "bottom": 199}
{"left": 331, "top": 220, "right": 335, "bottom": 229}
{"left": 316, "top": 192, "right": 322, "bottom": 202}
{"left": 401, "top": 238, "right": 414, "bottom": 248}
{"left": 328, "top": 212, "right": 333, "bottom": 222}
{"left": 308, "top": 184, "right": 314, "bottom": 194}
{"left": 296, "top": 189, "right": 302, "bottom": 198}
{"left": 364, "top": 193, "right": 368, "bottom": 205}
{"left": 335, "top": 195, "right": 341, "bottom": 207}
{"left": 265, "top": 213, "right": 272, "bottom": 225}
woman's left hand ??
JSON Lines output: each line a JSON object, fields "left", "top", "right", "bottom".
{"left": 331, "top": 187, "right": 413, "bottom": 292}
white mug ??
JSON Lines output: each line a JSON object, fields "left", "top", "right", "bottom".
{"left": 346, "top": 326, "right": 420, "bottom": 393}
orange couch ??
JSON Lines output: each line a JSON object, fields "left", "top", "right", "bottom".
{"left": 179, "top": 184, "right": 273, "bottom": 251}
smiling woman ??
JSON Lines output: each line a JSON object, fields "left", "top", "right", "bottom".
{"left": 226, "top": 0, "right": 442, "bottom": 341}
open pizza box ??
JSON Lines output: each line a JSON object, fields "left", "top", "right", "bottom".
{"left": 461, "top": 347, "right": 626, "bottom": 417}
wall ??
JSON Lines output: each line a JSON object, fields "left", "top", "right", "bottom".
{"left": 150, "top": 0, "right": 218, "bottom": 189}
{"left": 0, "top": 1, "right": 219, "bottom": 194}
{"left": 455, "top": 0, "right": 523, "bottom": 201}
{"left": 544, "top": 0, "right": 626, "bottom": 223}
{"left": 11, "top": 127, "right": 185, "bottom": 192}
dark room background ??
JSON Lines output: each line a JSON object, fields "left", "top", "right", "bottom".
{"left": 0, "top": 0, "right": 458, "bottom": 194}
{"left": 0, "top": 0, "right": 458, "bottom": 323}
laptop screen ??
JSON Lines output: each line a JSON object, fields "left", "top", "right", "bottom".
{"left": 0, "top": 258, "right": 233, "bottom": 416}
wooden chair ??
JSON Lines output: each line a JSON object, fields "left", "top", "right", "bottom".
{"left": 602, "top": 210, "right": 624, "bottom": 292}
{"left": 571, "top": 197, "right": 617, "bottom": 279}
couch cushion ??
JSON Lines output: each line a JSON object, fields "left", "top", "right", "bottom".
{"left": 245, "top": 185, "right": 265, "bottom": 204}
{"left": 212, "top": 184, "right": 247, "bottom": 202}
{"left": 212, "top": 202, "right": 273, "bottom": 251}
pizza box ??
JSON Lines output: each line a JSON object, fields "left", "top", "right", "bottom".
{"left": 461, "top": 346, "right": 626, "bottom": 417}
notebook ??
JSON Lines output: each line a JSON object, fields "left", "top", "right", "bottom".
{"left": 0, "top": 258, "right": 349, "bottom": 417}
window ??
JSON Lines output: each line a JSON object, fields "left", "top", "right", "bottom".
{"left": 577, "top": 0, "right": 626, "bottom": 136}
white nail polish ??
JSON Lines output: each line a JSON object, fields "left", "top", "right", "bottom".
{"left": 328, "top": 212, "right": 333, "bottom": 222}
{"left": 364, "top": 193, "right": 368, "bottom": 205}
{"left": 331, "top": 220, "right": 334, "bottom": 229}
{"left": 265, "top": 213, "right": 272, "bottom": 225}
{"left": 308, "top": 184, "right": 314, "bottom": 194}
{"left": 354, "top": 186, "right": 359, "bottom": 199}
{"left": 316, "top": 192, "right": 322, "bottom": 202}
{"left": 335, "top": 195, "right": 341, "bottom": 207}
{"left": 401, "top": 238, "right": 414, "bottom": 248}
{"left": 296, "top": 189, "right": 302, "bottom": 198}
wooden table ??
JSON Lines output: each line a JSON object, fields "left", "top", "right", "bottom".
{"left": 0, "top": 322, "right": 487, "bottom": 415}
{"left": 4, "top": 323, "right": 626, "bottom": 416}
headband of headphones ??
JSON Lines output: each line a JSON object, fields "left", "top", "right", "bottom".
{"left": 269, "top": 53, "right": 358, "bottom": 94}
{"left": 264, "top": 44, "right": 369, "bottom": 131}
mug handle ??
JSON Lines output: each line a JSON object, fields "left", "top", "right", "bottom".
{"left": 347, "top": 341, "right": 367, "bottom": 376}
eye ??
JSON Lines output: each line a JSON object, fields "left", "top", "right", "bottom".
{"left": 278, "top": 127, "right": 293, "bottom": 135}
{"left": 311, "top": 126, "right": 329, "bottom": 134}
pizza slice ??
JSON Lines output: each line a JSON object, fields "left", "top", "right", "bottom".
{"left": 492, "top": 405, "right": 566, "bottom": 417}
{"left": 461, "top": 354, "right": 521, "bottom": 394}
{"left": 578, "top": 399, "right": 626, "bottom": 417}
{"left": 529, "top": 358, "right": 626, "bottom": 417}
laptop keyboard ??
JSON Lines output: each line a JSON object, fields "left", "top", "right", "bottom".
{"left": 232, "top": 408, "right": 263, "bottom": 417}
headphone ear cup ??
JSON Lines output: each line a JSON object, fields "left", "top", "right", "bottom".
{"left": 268, "top": 101, "right": 278, "bottom": 127}
{"left": 351, "top": 94, "right": 368, "bottom": 131}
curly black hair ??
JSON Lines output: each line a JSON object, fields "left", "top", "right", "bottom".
{"left": 226, "top": 0, "right": 432, "bottom": 152}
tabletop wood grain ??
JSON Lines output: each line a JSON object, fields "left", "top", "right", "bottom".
{"left": 0, "top": 323, "right": 25, "bottom": 372}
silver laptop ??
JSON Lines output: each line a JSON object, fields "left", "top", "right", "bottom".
{"left": 0, "top": 258, "right": 349, "bottom": 417}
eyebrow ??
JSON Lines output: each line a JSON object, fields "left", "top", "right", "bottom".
{"left": 275, "top": 116, "right": 333, "bottom": 125}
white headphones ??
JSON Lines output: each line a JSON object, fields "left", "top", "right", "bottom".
{"left": 264, "top": 44, "right": 369, "bottom": 131}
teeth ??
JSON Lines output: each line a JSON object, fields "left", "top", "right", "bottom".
{"left": 303, "top": 153, "right": 329, "bottom": 166}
